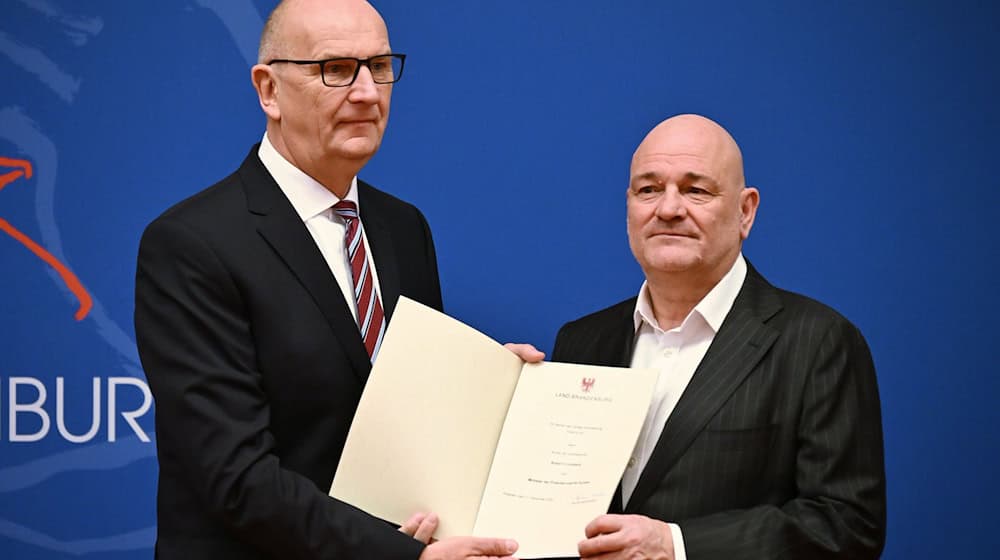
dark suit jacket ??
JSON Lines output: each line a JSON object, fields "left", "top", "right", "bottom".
{"left": 551, "top": 264, "right": 886, "bottom": 559}
{"left": 134, "top": 147, "right": 441, "bottom": 559}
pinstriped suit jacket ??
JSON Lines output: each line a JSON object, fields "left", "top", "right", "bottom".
{"left": 551, "top": 264, "right": 886, "bottom": 559}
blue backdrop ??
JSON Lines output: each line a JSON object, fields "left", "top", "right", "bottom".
{"left": 2, "top": 1, "right": 998, "bottom": 558}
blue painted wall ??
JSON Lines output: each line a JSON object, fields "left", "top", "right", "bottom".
{"left": 2, "top": 1, "right": 997, "bottom": 558}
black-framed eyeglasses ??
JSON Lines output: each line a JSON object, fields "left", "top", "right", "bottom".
{"left": 267, "top": 54, "right": 406, "bottom": 87}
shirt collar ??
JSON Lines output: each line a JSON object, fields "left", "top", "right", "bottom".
{"left": 257, "top": 133, "right": 359, "bottom": 222}
{"left": 632, "top": 253, "right": 748, "bottom": 334}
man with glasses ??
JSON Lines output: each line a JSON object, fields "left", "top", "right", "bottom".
{"left": 135, "top": 1, "right": 518, "bottom": 558}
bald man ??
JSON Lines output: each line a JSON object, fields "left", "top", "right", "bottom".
{"left": 135, "top": 1, "right": 517, "bottom": 558}
{"left": 543, "top": 115, "right": 886, "bottom": 559}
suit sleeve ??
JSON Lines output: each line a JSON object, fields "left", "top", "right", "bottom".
{"left": 677, "top": 318, "right": 886, "bottom": 559}
{"left": 414, "top": 206, "right": 443, "bottom": 312}
{"left": 552, "top": 322, "right": 585, "bottom": 363}
{"left": 135, "top": 216, "right": 424, "bottom": 559}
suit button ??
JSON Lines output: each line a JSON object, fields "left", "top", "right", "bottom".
{"left": 627, "top": 456, "right": 636, "bottom": 468}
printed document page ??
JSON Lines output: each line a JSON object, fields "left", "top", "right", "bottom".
{"left": 472, "top": 361, "right": 657, "bottom": 558}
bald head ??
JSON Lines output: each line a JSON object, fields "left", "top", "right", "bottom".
{"left": 258, "top": 0, "right": 388, "bottom": 63}
{"left": 250, "top": 0, "right": 394, "bottom": 196}
{"left": 632, "top": 114, "right": 745, "bottom": 192}
{"left": 626, "top": 113, "right": 759, "bottom": 307}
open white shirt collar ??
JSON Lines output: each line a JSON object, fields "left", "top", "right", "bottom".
{"left": 632, "top": 253, "right": 748, "bottom": 335}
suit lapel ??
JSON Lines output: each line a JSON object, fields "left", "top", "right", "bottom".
{"left": 358, "top": 181, "right": 401, "bottom": 322}
{"left": 594, "top": 302, "right": 634, "bottom": 515}
{"left": 238, "top": 150, "right": 372, "bottom": 380}
{"left": 625, "top": 265, "right": 782, "bottom": 512}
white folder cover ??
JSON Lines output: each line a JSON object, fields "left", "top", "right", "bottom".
{"left": 330, "top": 297, "right": 656, "bottom": 558}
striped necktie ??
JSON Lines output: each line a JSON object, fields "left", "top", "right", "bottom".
{"left": 332, "top": 200, "right": 385, "bottom": 361}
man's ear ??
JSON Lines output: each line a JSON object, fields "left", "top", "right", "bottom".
{"left": 251, "top": 64, "right": 281, "bottom": 121}
{"left": 739, "top": 186, "right": 760, "bottom": 240}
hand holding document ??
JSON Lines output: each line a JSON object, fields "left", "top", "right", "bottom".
{"left": 330, "top": 297, "right": 657, "bottom": 558}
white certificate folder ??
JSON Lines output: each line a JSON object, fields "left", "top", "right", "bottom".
{"left": 330, "top": 297, "right": 656, "bottom": 558}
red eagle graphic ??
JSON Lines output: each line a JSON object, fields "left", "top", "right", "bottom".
{"left": 1, "top": 156, "right": 92, "bottom": 320}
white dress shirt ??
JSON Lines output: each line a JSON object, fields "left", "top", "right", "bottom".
{"left": 257, "top": 135, "right": 383, "bottom": 323}
{"left": 624, "top": 254, "right": 747, "bottom": 560}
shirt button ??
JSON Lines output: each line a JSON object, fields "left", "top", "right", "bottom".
{"left": 662, "top": 348, "right": 675, "bottom": 357}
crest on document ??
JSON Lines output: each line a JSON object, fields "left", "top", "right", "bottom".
{"left": 581, "top": 377, "right": 595, "bottom": 393}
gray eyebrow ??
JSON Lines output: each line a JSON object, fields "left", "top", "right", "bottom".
{"left": 630, "top": 171, "right": 720, "bottom": 188}
{"left": 631, "top": 172, "right": 663, "bottom": 184}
